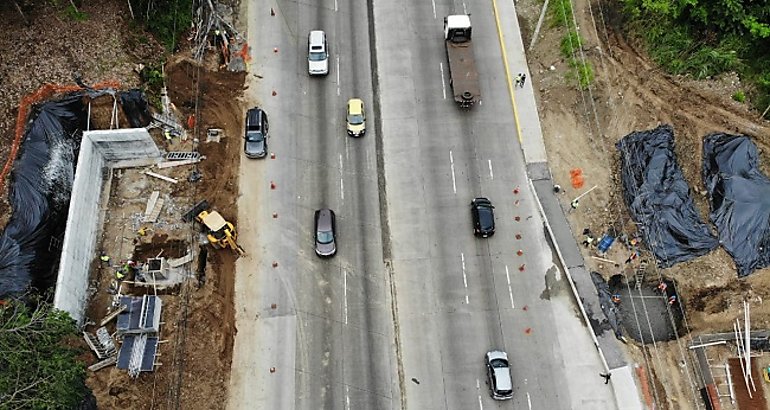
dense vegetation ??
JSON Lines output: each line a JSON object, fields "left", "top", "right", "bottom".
{"left": 621, "top": 0, "right": 770, "bottom": 114}
{"left": 0, "top": 298, "right": 88, "bottom": 409}
{"left": 126, "top": 0, "right": 195, "bottom": 52}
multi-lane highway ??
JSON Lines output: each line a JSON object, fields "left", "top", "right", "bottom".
{"left": 230, "top": 0, "right": 618, "bottom": 409}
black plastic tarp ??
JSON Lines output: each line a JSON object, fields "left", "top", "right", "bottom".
{"left": 0, "top": 95, "right": 86, "bottom": 297}
{"left": 702, "top": 133, "right": 770, "bottom": 276}
{"left": 591, "top": 272, "right": 623, "bottom": 340}
{"left": 616, "top": 125, "right": 718, "bottom": 267}
{"left": 0, "top": 90, "right": 152, "bottom": 298}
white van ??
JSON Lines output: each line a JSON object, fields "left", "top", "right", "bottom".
{"left": 308, "top": 30, "right": 329, "bottom": 76}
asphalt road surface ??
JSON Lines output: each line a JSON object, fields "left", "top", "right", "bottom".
{"left": 231, "top": 0, "right": 618, "bottom": 409}
{"left": 376, "top": 0, "right": 615, "bottom": 409}
{"left": 230, "top": 0, "right": 395, "bottom": 409}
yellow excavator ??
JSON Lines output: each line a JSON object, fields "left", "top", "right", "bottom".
{"left": 183, "top": 200, "right": 245, "bottom": 256}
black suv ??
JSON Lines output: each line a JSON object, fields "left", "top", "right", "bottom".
{"left": 471, "top": 197, "right": 495, "bottom": 237}
{"left": 244, "top": 107, "right": 268, "bottom": 159}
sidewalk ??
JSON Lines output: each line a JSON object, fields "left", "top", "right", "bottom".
{"left": 493, "top": 0, "right": 643, "bottom": 408}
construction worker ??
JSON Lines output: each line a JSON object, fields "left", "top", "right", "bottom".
{"left": 164, "top": 129, "right": 172, "bottom": 141}
{"left": 214, "top": 29, "right": 224, "bottom": 48}
{"left": 600, "top": 372, "right": 612, "bottom": 384}
{"left": 514, "top": 73, "right": 522, "bottom": 87}
{"left": 115, "top": 269, "right": 126, "bottom": 281}
{"left": 519, "top": 73, "right": 527, "bottom": 88}
{"left": 611, "top": 294, "right": 621, "bottom": 304}
{"left": 668, "top": 295, "right": 678, "bottom": 305}
{"left": 137, "top": 227, "right": 148, "bottom": 236}
{"left": 100, "top": 253, "right": 110, "bottom": 265}
{"left": 553, "top": 184, "right": 562, "bottom": 194}
{"left": 582, "top": 233, "right": 595, "bottom": 247}
{"left": 657, "top": 282, "right": 668, "bottom": 293}
{"left": 624, "top": 249, "right": 639, "bottom": 264}
{"left": 570, "top": 199, "right": 580, "bottom": 210}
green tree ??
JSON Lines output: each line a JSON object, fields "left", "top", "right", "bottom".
{"left": 0, "top": 298, "right": 87, "bottom": 410}
{"left": 127, "top": 0, "right": 195, "bottom": 51}
{"left": 621, "top": 0, "right": 770, "bottom": 112}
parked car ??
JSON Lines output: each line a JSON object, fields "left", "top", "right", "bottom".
{"left": 471, "top": 197, "right": 495, "bottom": 237}
{"left": 485, "top": 350, "right": 513, "bottom": 400}
{"left": 346, "top": 98, "right": 366, "bottom": 137}
{"left": 244, "top": 107, "right": 268, "bottom": 159}
{"left": 308, "top": 30, "right": 329, "bottom": 76}
{"left": 314, "top": 208, "right": 337, "bottom": 257}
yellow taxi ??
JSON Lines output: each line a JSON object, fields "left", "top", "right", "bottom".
{"left": 346, "top": 98, "right": 366, "bottom": 137}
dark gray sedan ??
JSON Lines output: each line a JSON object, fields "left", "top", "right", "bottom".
{"left": 314, "top": 208, "right": 337, "bottom": 257}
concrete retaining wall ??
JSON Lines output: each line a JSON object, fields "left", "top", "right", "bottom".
{"left": 54, "top": 129, "right": 160, "bottom": 325}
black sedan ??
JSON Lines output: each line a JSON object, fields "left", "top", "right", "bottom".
{"left": 471, "top": 197, "right": 495, "bottom": 237}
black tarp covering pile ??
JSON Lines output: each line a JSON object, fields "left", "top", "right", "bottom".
{"left": 0, "top": 96, "right": 86, "bottom": 297}
{"left": 702, "top": 133, "right": 770, "bottom": 276}
{"left": 616, "top": 125, "right": 718, "bottom": 267}
{"left": 0, "top": 90, "right": 151, "bottom": 298}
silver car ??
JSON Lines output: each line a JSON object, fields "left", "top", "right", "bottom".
{"left": 314, "top": 208, "right": 336, "bottom": 257}
{"left": 485, "top": 350, "right": 513, "bottom": 400}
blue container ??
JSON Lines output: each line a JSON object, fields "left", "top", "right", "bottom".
{"left": 597, "top": 235, "right": 615, "bottom": 253}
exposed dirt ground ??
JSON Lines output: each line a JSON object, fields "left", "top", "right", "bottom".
{"left": 0, "top": 2, "right": 244, "bottom": 409}
{"left": 517, "top": 0, "right": 770, "bottom": 408}
{"left": 84, "top": 56, "right": 244, "bottom": 409}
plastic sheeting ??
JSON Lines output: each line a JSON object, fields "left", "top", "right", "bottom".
{"left": 0, "top": 95, "right": 86, "bottom": 297}
{"left": 591, "top": 272, "right": 623, "bottom": 340}
{"left": 120, "top": 89, "right": 152, "bottom": 128}
{"left": 702, "top": 133, "right": 770, "bottom": 277}
{"left": 0, "top": 90, "right": 152, "bottom": 298}
{"left": 616, "top": 125, "right": 718, "bottom": 267}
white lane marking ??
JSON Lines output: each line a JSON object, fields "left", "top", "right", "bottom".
{"left": 334, "top": 0, "right": 338, "bottom": 12}
{"left": 345, "top": 133, "right": 350, "bottom": 161}
{"left": 340, "top": 178, "right": 345, "bottom": 200}
{"left": 336, "top": 56, "right": 341, "bottom": 96}
{"left": 527, "top": 392, "right": 532, "bottom": 409}
{"left": 488, "top": 159, "right": 494, "bottom": 179}
{"left": 505, "top": 265, "right": 515, "bottom": 308}
{"left": 461, "top": 253, "right": 469, "bottom": 304}
{"left": 463, "top": 2, "right": 467, "bottom": 14}
{"left": 339, "top": 153, "right": 344, "bottom": 171}
{"left": 343, "top": 269, "right": 348, "bottom": 325}
{"left": 476, "top": 379, "right": 484, "bottom": 410}
{"left": 449, "top": 150, "right": 457, "bottom": 194}
{"left": 439, "top": 63, "right": 447, "bottom": 100}
{"left": 431, "top": 0, "right": 436, "bottom": 18}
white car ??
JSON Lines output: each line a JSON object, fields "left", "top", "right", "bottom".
{"left": 308, "top": 30, "right": 329, "bottom": 76}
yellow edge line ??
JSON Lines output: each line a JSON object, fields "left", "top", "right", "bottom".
{"left": 491, "top": 0, "right": 524, "bottom": 144}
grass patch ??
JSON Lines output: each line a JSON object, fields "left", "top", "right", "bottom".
{"left": 732, "top": 90, "right": 746, "bottom": 103}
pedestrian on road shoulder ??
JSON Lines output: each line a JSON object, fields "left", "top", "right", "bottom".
{"left": 600, "top": 372, "right": 612, "bottom": 384}
{"left": 514, "top": 73, "right": 522, "bottom": 88}
{"left": 520, "top": 73, "right": 527, "bottom": 88}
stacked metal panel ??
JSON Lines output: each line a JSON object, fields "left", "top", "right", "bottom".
{"left": 116, "top": 295, "right": 162, "bottom": 376}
